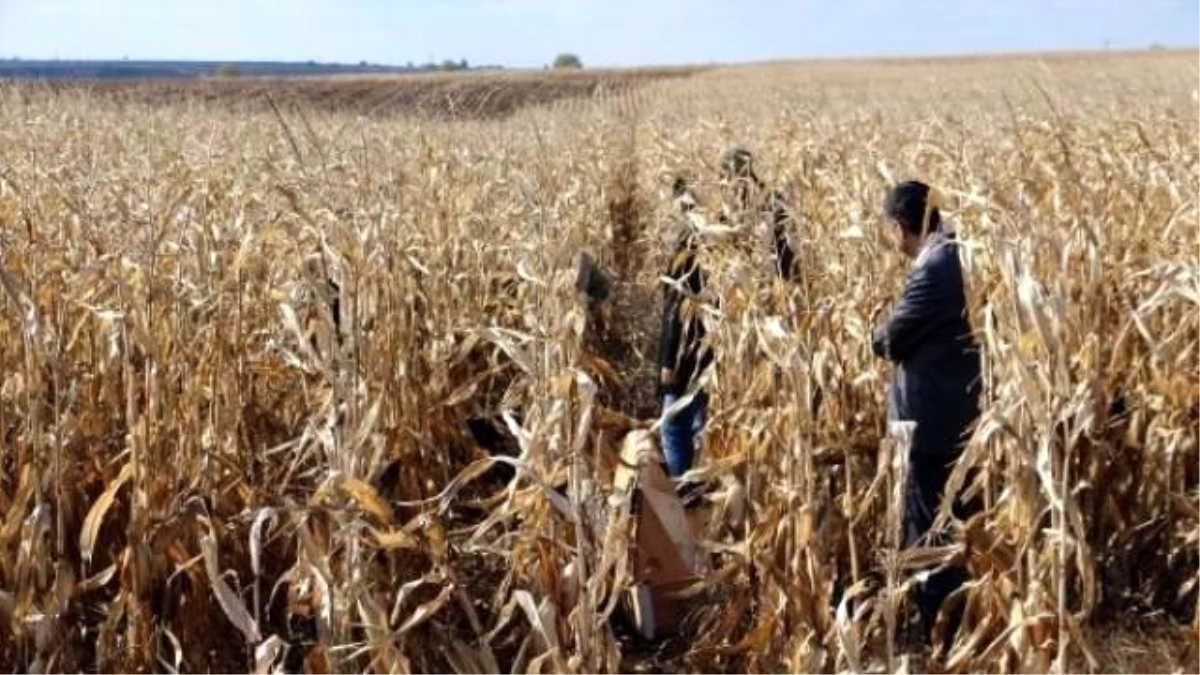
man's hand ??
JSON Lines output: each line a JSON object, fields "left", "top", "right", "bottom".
{"left": 660, "top": 367, "right": 677, "bottom": 387}
{"left": 871, "top": 325, "right": 889, "bottom": 360}
{"left": 866, "top": 300, "right": 888, "bottom": 355}
{"left": 869, "top": 299, "right": 889, "bottom": 325}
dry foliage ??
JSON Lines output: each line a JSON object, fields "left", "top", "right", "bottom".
{"left": 0, "top": 51, "right": 1196, "bottom": 673}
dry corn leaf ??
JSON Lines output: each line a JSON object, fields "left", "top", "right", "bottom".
{"left": 250, "top": 507, "right": 279, "bottom": 579}
{"left": 79, "top": 462, "right": 134, "bottom": 565}
{"left": 77, "top": 563, "right": 118, "bottom": 594}
{"left": 201, "top": 528, "right": 263, "bottom": 644}
{"left": 372, "top": 527, "right": 420, "bottom": 551}
{"left": 338, "top": 476, "right": 392, "bottom": 524}
{"left": 254, "top": 635, "right": 287, "bottom": 675}
{"left": 398, "top": 583, "right": 456, "bottom": 635}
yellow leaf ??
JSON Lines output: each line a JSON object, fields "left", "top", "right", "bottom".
{"left": 79, "top": 462, "right": 134, "bottom": 565}
{"left": 339, "top": 476, "right": 392, "bottom": 525}
{"left": 372, "top": 527, "right": 419, "bottom": 551}
{"left": 734, "top": 613, "right": 778, "bottom": 652}
{"left": 78, "top": 563, "right": 118, "bottom": 594}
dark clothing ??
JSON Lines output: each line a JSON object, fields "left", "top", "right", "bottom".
{"left": 764, "top": 190, "right": 798, "bottom": 282}
{"left": 575, "top": 252, "right": 611, "bottom": 303}
{"left": 902, "top": 458, "right": 967, "bottom": 548}
{"left": 872, "top": 231, "right": 981, "bottom": 459}
{"left": 658, "top": 185, "right": 797, "bottom": 396}
{"left": 904, "top": 456, "right": 976, "bottom": 636}
{"left": 720, "top": 187, "right": 798, "bottom": 282}
{"left": 328, "top": 278, "right": 343, "bottom": 340}
{"left": 658, "top": 226, "right": 713, "bottom": 397}
{"left": 873, "top": 230, "right": 982, "bottom": 640}
{"left": 308, "top": 276, "right": 342, "bottom": 353}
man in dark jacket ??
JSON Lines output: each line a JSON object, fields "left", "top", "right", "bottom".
{"left": 871, "top": 180, "right": 982, "bottom": 642}
{"left": 718, "top": 148, "right": 798, "bottom": 282}
{"left": 658, "top": 177, "right": 713, "bottom": 478}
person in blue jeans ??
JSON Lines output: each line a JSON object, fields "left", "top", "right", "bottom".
{"left": 658, "top": 151, "right": 798, "bottom": 478}
{"left": 659, "top": 389, "right": 709, "bottom": 479}
{"left": 658, "top": 177, "right": 713, "bottom": 478}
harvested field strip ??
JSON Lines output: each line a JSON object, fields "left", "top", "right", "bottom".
{"left": 18, "top": 66, "right": 704, "bottom": 120}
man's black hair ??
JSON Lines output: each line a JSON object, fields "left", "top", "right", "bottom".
{"left": 884, "top": 180, "right": 941, "bottom": 235}
{"left": 720, "top": 147, "right": 760, "bottom": 185}
{"left": 671, "top": 176, "right": 691, "bottom": 198}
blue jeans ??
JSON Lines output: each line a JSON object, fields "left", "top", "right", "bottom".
{"left": 660, "top": 391, "right": 708, "bottom": 478}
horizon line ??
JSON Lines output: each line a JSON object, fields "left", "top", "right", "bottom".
{"left": 2, "top": 44, "right": 1195, "bottom": 70}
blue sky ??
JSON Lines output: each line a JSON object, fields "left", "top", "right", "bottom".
{"left": 0, "top": 0, "right": 1195, "bottom": 67}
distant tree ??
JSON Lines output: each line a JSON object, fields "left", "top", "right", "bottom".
{"left": 552, "top": 53, "right": 582, "bottom": 69}
{"left": 215, "top": 63, "right": 240, "bottom": 79}
{"left": 460, "top": 58, "right": 468, "bottom": 70}
{"left": 1149, "top": 42, "right": 1166, "bottom": 51}
{"left": 406, "top": 61, "right": 414, "bottom": 70}
{"left": 360, "top": 60, "right": 369, "bottom": 67}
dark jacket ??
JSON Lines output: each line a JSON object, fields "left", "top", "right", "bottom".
{"left": 872, "top": 231, "right": 981, "bottom": 458}
{"left": 720, "top": 187, "right": 798, "bottom": 281}
{"left": 659, "top": 226, "right": 713, "bottom": 397}
{"left": 765, "top": 190, "right": 798, "bottom": 281}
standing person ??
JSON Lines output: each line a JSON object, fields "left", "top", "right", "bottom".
{"left": 718, "top": 148, "right": 798, "bottom": 282}
{"left": 871, "top": 180, "right": 982, "bottom": 643}
{"left": 658, "top": 177, "right": 713, "bottom": 479}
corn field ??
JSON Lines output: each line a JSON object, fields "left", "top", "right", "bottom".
{"left": 0, "top": 52, "right": 1196, "bottom": 673}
